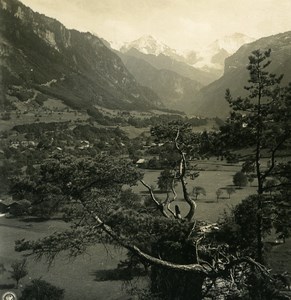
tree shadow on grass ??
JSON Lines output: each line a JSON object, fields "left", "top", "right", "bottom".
{"left": 0, "top": 283, "right": 15, "bottom": 290}
{"left": 140, "top": 190, "right": 166, "bottom": 195}
{"left": 20, "top": 216, "right": 50, "bottom": 222}
{"left": 91, "top": 267, "right": 146, "bottom": 282}
{"left": 20, "top": 216, "right": 63, "bottom": 222}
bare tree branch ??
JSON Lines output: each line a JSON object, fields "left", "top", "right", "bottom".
{"left": 174, "top": 129, "right": 197, "bottom": 221}
{"left": 85, "top": 209, "right": 273, "bottom": 281}
{"left": 163, "top": 181, "right": 178, "bottom": 218}
{"left": 90, "top": 213, "right": 208, "bottom": 274}
{"left": 140, "top": 180, "right": 170, "bottom": 218}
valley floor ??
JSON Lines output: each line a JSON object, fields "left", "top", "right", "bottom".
{"left": 0, "top": 217, "right": 130, "bottom": 300}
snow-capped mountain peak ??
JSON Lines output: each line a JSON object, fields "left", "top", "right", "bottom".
{"left": 209, "top": 32, "right": 255, "bottom": 54}
{"left": 188, "top": 32, "right": 255, "bottom": 71}
{"left": 119, "top": 33, "right": 256, "bottom": 75}
{"left": 120, "top": 35, "right": 181, "bottom": 57}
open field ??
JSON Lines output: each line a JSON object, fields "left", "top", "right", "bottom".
{"left": 120, "top": 126, "right": 151, "bottom": 139}
{"left": 0, "top": 109, "right": 89, "bottom": 132}
{"left": 133, "top": 161, "right": 256, "bottom": 222}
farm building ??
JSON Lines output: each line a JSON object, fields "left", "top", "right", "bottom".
{"left": 136, "top": 158, "right": 146, "bottom": 168}
{"left": 0, "top": 197, "right": 30, "bottom": 215}
{"left": 0, "top": 197, "right": 16, "bottom": 213}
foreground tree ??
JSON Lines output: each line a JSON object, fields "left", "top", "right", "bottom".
{"left": 157, "top": 169, "right": 175, "bottom": 192}
{"left": 10, "top": 154, "right": 141, "bottom": 219}
{"left": 12, "top": 120, "right": 287, "bottom": 299}
{"left": 219, "top": 195, "right": 273, "bottom": 257}
{"left": 221, "top": 49, "right": 291, "bottom": 263}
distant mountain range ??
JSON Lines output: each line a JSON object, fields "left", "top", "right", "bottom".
{"left": 193, "top": 31, "right": 291, "bottom": 117}
{"left": 118, "top": 33, "right": 255, "bottom": 75}
{"left": 1, "top": 0, "right": 290, "bottom": 119}
{"left": 0, "top": 0, "right": 163, "bottom": 113}
{"left": 114, "top": 34, "right": 255, "bottom": 111}
{"left": 120, "top": 35, "right": 185, "bottom": 61}
{"left": 121, "top": 47, "right": 217, "bottom": 86}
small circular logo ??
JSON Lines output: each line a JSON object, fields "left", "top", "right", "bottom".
{"left": 2, "top": 292, "right": 17, "bottom": 300}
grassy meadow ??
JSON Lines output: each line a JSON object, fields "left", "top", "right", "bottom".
{"left": 133, "top": 160, "right": 256, "bottom": 222}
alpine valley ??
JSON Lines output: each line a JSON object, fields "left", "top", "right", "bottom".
{"left": 1, "top": 0, "right": 291, "bottom": 119}
{"left": 1, "top": 2, "right": 291, "bottom": 300}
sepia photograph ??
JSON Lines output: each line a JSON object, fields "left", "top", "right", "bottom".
{"left": 0, "top": 0, "right": 291, "bottom": 299}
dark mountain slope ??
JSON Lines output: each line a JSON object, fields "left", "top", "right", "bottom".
{"left": 0, "top": 0, "right": 162, "bottom": 111}
{"left": 194, "top": 31, "right": 291, "bottom": 118}
{"left": 124, "top": 48, "right": 217, "bottom": 86}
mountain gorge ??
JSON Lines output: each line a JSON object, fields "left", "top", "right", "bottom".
{"left": 194, "top": 31, "right": 291, "bottom": 117}
{"left": 118, "top": 52, "right": 202, "bottom": 111}
{"left": 116, "top": 38, "right": 216, "bottom": 112}
{"left": 0, "top": 0, "right": 163, "bottom": 113}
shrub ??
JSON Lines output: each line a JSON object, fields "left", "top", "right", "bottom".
{"left": 233, "top": 171, "right": 248, "bottom": 187}
{"left": 20, "top": 279, "right": 64, "bottom": 300}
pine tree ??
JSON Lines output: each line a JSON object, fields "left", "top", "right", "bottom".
{"left": 223, "top": 49, "right": 291, "bottom": 263}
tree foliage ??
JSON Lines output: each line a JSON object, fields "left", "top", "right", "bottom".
{"left": 10, "top": 154, "right": 141, "bottom": 218}
{"left": 218, "top": 195, "right": 273, "bottom": 256}
{"left": 220, "top": 49, "right": 291, "bottom": 263}
{"left": 225, "top": 187, "right": 236, "bottom": 199}
{"left": 233, "top": 171, "right": 248, "bottom": 188}
{"left": 157, "top": 169, "right": 175, "bottom": 192}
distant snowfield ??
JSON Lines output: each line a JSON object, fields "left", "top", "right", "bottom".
{"left": 118, "top": 33, "right": 255, "bottom": 71}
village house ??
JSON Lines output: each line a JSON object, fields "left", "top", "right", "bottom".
{"left": 0, "top": 197, "right": 30, "bottom": 216}
{"left": 0, "top": 197, "right": 18, "bottom": 213}
{"left": 135, "top": 158, "right": 146, "bottom": 168}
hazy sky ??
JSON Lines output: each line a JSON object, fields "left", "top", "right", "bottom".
{"left": 21, "top": 0, "right": 291, "bottom": 51}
